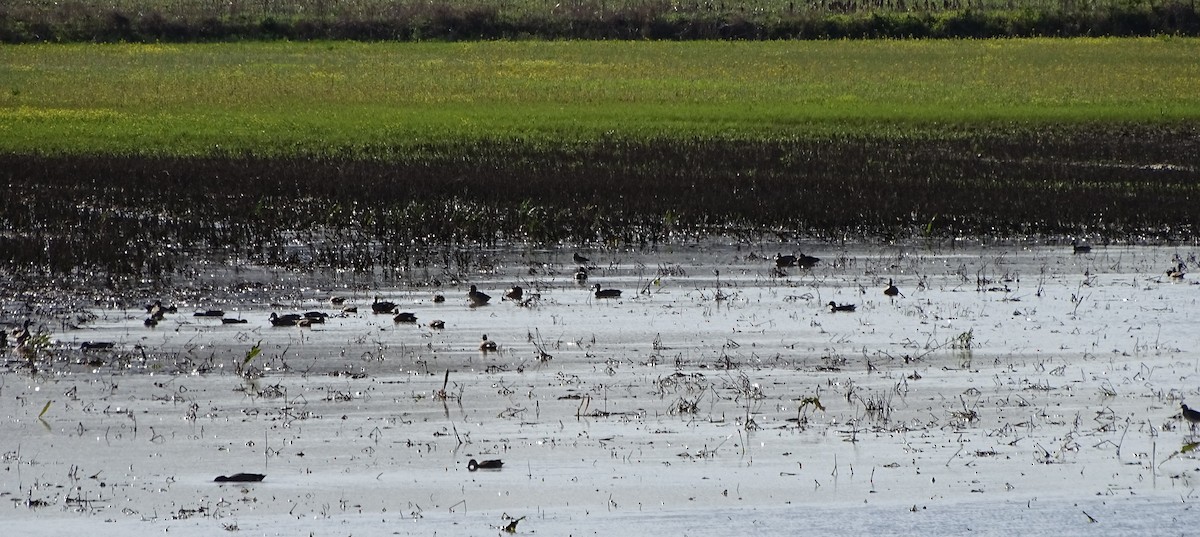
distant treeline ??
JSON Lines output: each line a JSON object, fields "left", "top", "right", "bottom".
{"left": 2, "top": 0, "right": 1199, "bottom": 42}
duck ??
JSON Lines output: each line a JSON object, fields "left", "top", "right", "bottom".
{"left": 573, "top": 252, "right": 590, "bottom": 265}
{"left": 214, "top": 473, "right": 266, "bottom": 483}
{"left": 80, "top": 341, "right": 114, "bottom": 351}
{"left": 828, "top": 301, "right": 856, "bottom": 313}
{"left": 592, "top": 283, "right": 622, "bottom": 299}
{"left": 303, "top": 311, "right": 327, "bottom": 323}
{"left": 371, "top": 296, "right": 398, "bottom": 314}
{"left": 433, "top": 294, "right": 446, "bottom": 303}
{"left": 144, "top": 317, "right": 158, "bottom": 328}
{"left": 13, "top": 320, "right": 32, "bottom": 346}
{"left": 504, "top": 286, "right": 524, "bottom": 301}
{"left": 145, "top": 300, "right": 177, "bottom": 315}
{"left": 479, "top": 334, "right": 498, "bottom": 352}
{"left": 573, "top": 267, "right": 589, "bottom": 282}
{"left": 884, "top": 279, "right": 904, "bottom": 298}
{"left": 193, "top": 309, "right": 224, "bottom": 317}
{"left": 341, "top": 306, "right": 358, "bottom": 314}
{"left": 773, "top": 253, "right": 797, "bottom": 267}
{"left": 428, "top": 320, "right": 445, "bottom": 329}
{"left": 468, "top": 285, "right": 491, "bottom": 307}
{"left": 269, "top": 312, "right": 303, "bottom": 327}
{"left": 1072, "top": 239, "right": 1091, "bottom": 254}
{"left": 222, "top": 318, "right": 248, "bottom": 324}
{"left": 393, "top": 312, "right": 418, "bottom": 323}
{"left": 796, "top": 253, "right": 821, "bottom": 269}
{"left": 330, "top": 296, "right": 346, "bottom": 306}
{"left": 1182, "top": 403, "right": 1200, "bottom": 428}
{"left": 467, "top": 458, "right": 503, "bottom": 471}
{"left": 1167, "top": 262, "right": 1186, "bottom": 279}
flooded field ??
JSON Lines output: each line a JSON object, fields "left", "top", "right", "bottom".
{"left": 2, "top": 240, "right": 1199, "bottom": 535}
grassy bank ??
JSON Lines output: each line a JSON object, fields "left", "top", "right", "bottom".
{"left": 3, "top": 39, "right": 1199, "bottom": 155}
{"left": 1, "top": 39, "right": 1199, "bottom": 276}
{"left": 2, "top": 0, "right": 1199, "bottom": 42}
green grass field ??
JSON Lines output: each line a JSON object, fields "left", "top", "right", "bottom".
{"left": 3, "top": 38, "right": 1199, "bottom": 156}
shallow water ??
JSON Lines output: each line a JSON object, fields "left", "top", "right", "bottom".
{"left": 2, "top": 241, "right": 1199, "bottom": 535}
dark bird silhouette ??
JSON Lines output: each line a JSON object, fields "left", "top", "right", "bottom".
{"left": 479, "top": 334, "right": 498, "bottom": 352}
{"left": 1182, "top": 404, "right": 1200, "bottom": 429}
{"left": 330, "top": 296, "right": 346, "bottom": 306}
{"left": 468, "top": 285, "right": 491, "bottom": 307}
{"left": 828, "top": 301, "right": 856, "bottom": 312}
{"left": 371, "top": 296, "right": 398, "bottom": 314}
{"left": 504, "top": 286, "right": 524, "bottom": 301}
{"left": 80, "top": 341, "right": 114, "bottom": 351}
{"left": 774, "top": 253, "right": 797, "bottom": 267}
{"left": 1072, "top": 240, "right": 1091, "bottom": 254}
{"left": 194, "top": 310, "right": 224, "bottom": 317}
{"left": 573, "top": 252, "right": 590, "bottom": 265}
{"left": 433, "top": 294, "right": 446, "bottom": 303}
{"left": 573, "top": 267, "right": 589, "bottom": 282}
{"left": 467, "top": 459, "right": 503, "bottom": 471}
{"left": 592, "top": 283, "right": 622, "bottom": 299}
{"left": 884, "top": 279, "right": 904, "bottom": 298}
{"left": 269, "top": 312, "right": 303, "bottom": 327}
{"left": 222, "top": 318, "right": 248, "bottom": 324}
{"left": 394, "top": 312, "right": 418, "bottom": 323}
{"left": 214, "top": 473, "right": 266, "bottom": 483}
{"left": 795, "top": 253, "right": 821, "bottom": 269}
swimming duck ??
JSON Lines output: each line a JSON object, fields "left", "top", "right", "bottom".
{"left": 433, "top": 294, "right": 446, "bottom": 303}
{"left": 592, "top": 284, "right": 622, "bottom": 299}
{"left": 773, "top": 253, "right": 797, "bottom": 267}
{"left": 214, "top": 473, "right": 266, "bottom": 483}
{"left": 303, "top": 311, "right": 327, "bottom": 323}
{"left": 504, "top": 286, "right": 524, "bottom": 301}
{"left": 194, "top": 309, "right": 224, "bottom": 317}
{"left": 222, "top": 318, "right": 248, "bottom": 324}
{"left": 269, "top": 312, "right": 303, "bottom": 327}
{"left": 468, "top": 285, "right": 491, "bottom": 307}
{"left": 828, "top": 301, "right": 856, "bottom": 313}
{"left": 467, "top": 458, "right": 503, "bottom": 471}
{"left": 573, "top": 252, "right": 590, "bottom": 265}
{"left": 330, "top": 296, "right": 346, "bottom": 306}
{"left": 479, "top": 334, "right": 498, "bottom": 352}
{"left": 371, "top": 296, "right": 398, "bottom": 314}
{"left": 796, "top": 253, "right": 821, "bottom": 269}
{"left": 394, "top": 312, "right": 418, "bottom": 323}
{"left": 884, "top": 279, "right": 904, "bottom": 298}
{"left": 1167, "top": 262, "right": 1186, "bottom": 279}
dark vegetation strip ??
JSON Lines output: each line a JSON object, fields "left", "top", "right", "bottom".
{"left": 2, "top": 125, "right": 1197, "bottom": 278}
{"left": 3, "top": 1, "right": 1200, "bottom": 42}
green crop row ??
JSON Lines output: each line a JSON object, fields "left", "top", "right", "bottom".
{"left": 3, "top": 39, "right": 1198, "bottom": 156}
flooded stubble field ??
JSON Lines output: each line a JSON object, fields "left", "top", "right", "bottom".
{"left": 2, "top": 241, "right": 1199, "bottom": 536}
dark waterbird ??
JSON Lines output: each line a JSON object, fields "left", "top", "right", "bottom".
{"left": 1182, "top": 404, "right": 1200, "bottom": 429}
{"left": 504, "top": 286, "right": 524, "bottom": 301}
{"left": 214, "top": 473, "right": 266, "bottom": 483}
{"left": 194, "top": 310, "right": 224, "bottom": 317}
{"left": 467, "top": 459, "right": 503, "bottom": 471}
{"left": 573, "top": 267, "right": 589, "bottom": 282}
{"left": 479, "top": 334, "right": 498, "bottom": 352}
{"left": 222, "top": 318, "right": 248, "bottom": 324}
{"left": 573, "top": 252, "right": 590, "bottom": 265}
{"left": 269, "top": 312, "right": 303, "bottom": 327}
{"left": 828, "top": 301, "right": 856, "bottom": 312}
{"left": 394, "top": 312, "right": 418, "bottom": 323}
{"left": 1072, "top": 240, "right": 1091, "bottom": 254}
{"left": 592, "top": 283, "right": 622, "bottom": 299}
{"left": 884, "top": 279, "right": 904, "bottom": 298}
{"left": 371, "top": 296, "right": 398, "bottom": 314}
{"left": 80, "top": 341, "right": 114, "bottom": 351}
{"left": 468, "top": 285, "right": 491, "bottom": 307}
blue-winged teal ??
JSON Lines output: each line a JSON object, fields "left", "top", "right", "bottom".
{"left": 828, "top": 301, "right": 856, "bottom": 313}
{"left": 214, "top": 473, "right": 265, "bottom": 483}
{"left": 468, "top": 285, "right": 491, "bottom": 307}
{"left": 468, "top": 459, "right": 503, "bottom": 471}
{"left": 479, "top": 334, "right": 498, "bottom": 352}
{"left": 592, "top": 283, "right": 622, "bottom": 299}
{"left": 371, "top": 296, "right": 398, "bottom": 314}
